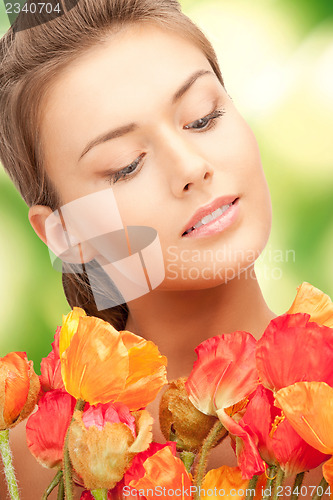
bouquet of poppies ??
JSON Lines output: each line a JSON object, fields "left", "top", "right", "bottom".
{"left": 1, "top": 282, "right": 333, "bottom": 500}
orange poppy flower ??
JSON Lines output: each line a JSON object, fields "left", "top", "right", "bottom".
{"left": 59, "top": 307, "right": 87, "bottom": 357}
{"left": 0, "top": 352, "right": 40, "bottom": 430}
{"left": 275, "top": 381, "right": 333, "bottom": 486}
{"left": 60, "top": 308, "right": 167, "bottom": 408}
{"left": 129, "top": 445, "right": 193, "bottom": 499}
{"left": 201, "top": 466, "right": 265, "bottom": 499}
{"left": 287, "top": 282, "right": 333, "bottom": 328}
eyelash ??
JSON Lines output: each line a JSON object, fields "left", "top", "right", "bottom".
{"left": 108, "top": 106, "right": 226, "bottom": 184}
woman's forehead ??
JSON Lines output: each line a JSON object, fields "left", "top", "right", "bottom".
{"left": 39, "top": 23, "right": 216, "bottom": 166}
{"left": 42, "top": 23, "right": 212, "bottom": 114}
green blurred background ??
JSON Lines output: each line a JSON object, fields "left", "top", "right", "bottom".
{"left": 0, "top": 0, "right": 332, "bottom": 371}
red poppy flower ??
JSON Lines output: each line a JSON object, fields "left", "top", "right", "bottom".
{"left": 26, "top": 389, "right": 77, "bottom": 468}
{"left": 256, "top": 313, "right": 333, "bottom": 392}
{"left": 186, "top": 332, "right": 258, "bottom": 416}
{"left": 235, "top": 385, "right": 329, "bottom": 477}
{"left": 185, "top": 332, "right": 263, "bottom": 478}
{"left": 40, "top": 326, "right": 65, "bottom": 392}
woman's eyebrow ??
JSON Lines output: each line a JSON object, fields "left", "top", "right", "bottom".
{"left": 171, "top": 69, "right": 213, "bottom": 104}
{"left": 78, "top": 69, "right": 214, "bottom": 162}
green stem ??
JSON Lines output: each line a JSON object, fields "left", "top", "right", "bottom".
{"left": 245, "top": 475, "right": 258, "bottom": 500}
{"left": 272, "top": 466, "right": 285, "bottom": 500}
{"left": 57, "top": 474, "right": 65, "bottom": 500}
{"left": 262, "top": 465, "right": 277, "bottom": 500}
{"left": 63, "top": 399, "right": 86, "bottom": 500}
{"left": 180, "top": 451, "right": 196, "bottom": 473}
{"left": 193, "top": 421, "right": 224, "bottom": 500}
{"left": 312, "top": 477, "right": 329, "bottom": 500}
{"left": 42, "top": 469, "right": 63, "bottom": 499}
{"left": 291, "top": 472, "right": 305, "bottom": 500}
{"left": 91, "top": 489, "right": 108, "bottom": 500}
{"left": 0, "top": 429, "right": 20, "bottom": 500}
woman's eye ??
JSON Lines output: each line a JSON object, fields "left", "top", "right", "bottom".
{"left": 108, "top": 153, "right": 145, "bottom": 184}
{"left": 107, "top": 107, "right": 225, "bottom": 184}
{"left": 184, "top": 107, "right": 226, "bottom": 131}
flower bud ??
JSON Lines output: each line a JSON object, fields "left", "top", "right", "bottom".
{"left": 0, "top": 352, "right": 40, "bottom": 430}
{"left": 68, "top": 402, "right": 153, "bottom": 490}
{"left": 159, "top": 377, "right": 225, "bottom": 452}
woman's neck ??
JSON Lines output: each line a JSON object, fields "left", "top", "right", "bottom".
{"left": 125, "top": 266, "right": 276, "bottom": 380}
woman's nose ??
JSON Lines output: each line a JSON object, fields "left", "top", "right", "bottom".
{"left": 158, "top": 129, "right": 214, "bottom": 197}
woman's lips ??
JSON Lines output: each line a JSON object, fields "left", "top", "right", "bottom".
{"left": 182, "top": 197, "right": 240, "bottom": 238}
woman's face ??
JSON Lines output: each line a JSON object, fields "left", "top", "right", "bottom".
{"left": 38, "top": 22, "right": 272, "bottom": 290}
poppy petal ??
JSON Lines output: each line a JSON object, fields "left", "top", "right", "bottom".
{"left": 61, "top": 316, "right": 129, "bottom": 404}
{"left": 275, "top": 381, "right": 333, "bottom": 454}
{"left": 26, "top": 389, "right": 76, "bottom": 468}
{"left": 216, "top": 408, "right": 264, "bottom": 479}
{"left": 128, "top": 410, "right": 154, "bottom": 454}
{"left": 60, "top": 307, "right": 86, "bottom": 358}
{"left": 256, "top": 314, "right": 333, "bottom": 392}
{"left": 238, "top": 385, "right": 277, "bottom": 465}
{"left": 186, "top": 332, "right": 258, "bottom": 415}
{"left": 1, "top": 352, "right": 30, "bottom": 428}
{"left": 116, "top": 333, "right": 167, "bottom": 410}
{"left": 129, "top": 446, "right": 192, "bottom": 499}
{"left": 323, "top": 456, "right": 333, "bottom": 487}
{"left": 287, "top": 282, "right": 333, "bottom": 328}
{"left": 272, "top": 418, "right": 330, "bottom": 476}
{"left": 201, "top": 466, "right": 264, "bottom": 499}
{"left": 40, "top": 326, "right": 64, "bottom": 392}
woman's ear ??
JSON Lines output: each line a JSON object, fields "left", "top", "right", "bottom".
{"left": 28, "top": 204, "right": 74, "bottom": 259}
{"left": 28, "top": 205, "right": 53, "bottom": 246}
{"left": 28, "top": 204, "right": 97, "bottom": 264}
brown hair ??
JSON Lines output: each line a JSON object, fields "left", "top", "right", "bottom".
{"left": 0, "top": 0, "right": 225, "bottom": 329}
